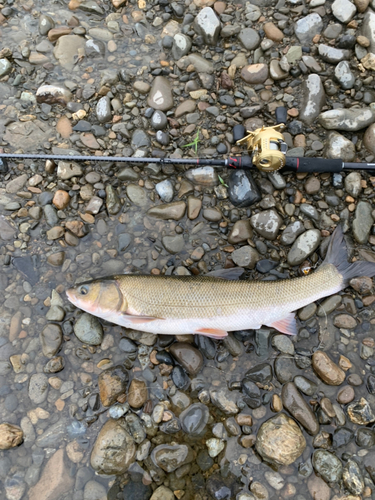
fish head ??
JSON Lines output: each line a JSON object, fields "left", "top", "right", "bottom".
{"left": 66, "top": 278, "right": 125, "bottom": 317}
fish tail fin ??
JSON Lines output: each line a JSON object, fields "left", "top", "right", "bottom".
{"left": 324, "top": 225, "right": 375, "bottom": 286}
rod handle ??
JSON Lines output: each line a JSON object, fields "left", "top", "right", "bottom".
{"left": 226, "top": 156, "right": 253, "bottom": 169}
{"left": 284, "top": 157, "right": 343, "bottom": 173}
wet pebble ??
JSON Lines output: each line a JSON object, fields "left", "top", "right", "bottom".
{"left": 73, "top": 313, "right": 103, "bottom": 346}
{"left": 256, "top": 413, "right": 306, "bottom": 465}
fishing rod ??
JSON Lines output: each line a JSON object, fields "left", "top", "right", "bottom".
{"left": 0, "top": 107, "right": 374, "bottom": 174}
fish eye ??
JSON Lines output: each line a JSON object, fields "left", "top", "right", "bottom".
{"left": 79, "top": 285, "right": 89, "bottom": 295}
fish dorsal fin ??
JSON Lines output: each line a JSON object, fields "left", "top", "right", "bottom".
{"left": 195, "top": 328, "right": 228, "bottom": 339}
{"left": 207, "top": 268, "right": 244, "bottom": 280}
{"left": 267, "top": 313, "right": 298, "bottom": 336}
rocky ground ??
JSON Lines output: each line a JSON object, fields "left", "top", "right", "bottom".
{"left": 0, "top": 0, "right": 375, "bottom": 499}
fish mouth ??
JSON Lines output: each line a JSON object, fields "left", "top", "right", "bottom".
{"left": 65, "top": 288, "right": 75, "bottom": 303}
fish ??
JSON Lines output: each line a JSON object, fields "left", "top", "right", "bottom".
{"left": 66, "top": 226, "right": 375, "bottom": 339}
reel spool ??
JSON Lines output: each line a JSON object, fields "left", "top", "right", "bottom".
{"left": 236, "top": 123, "right": 288, "bottom": 172}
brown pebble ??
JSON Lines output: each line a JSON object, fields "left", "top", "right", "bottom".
{"left": 127, "top": 379, "right": 148, "bottom": 409}
{"left": 48, "top": 26, "right": 72, "bottom": 42}
{"left": 0, "top": 423, "right": 23, "bottom": 450}
{"left": 235, "top": 414, "right": 253, "bottom": 427}
{"left": 271, "top": 394, "right": 283, "bottom": 413}
{"left": 333, "top": 313, "right": 357, "bottom": 329}
{"left": 9, "top": 311, "right": 22, "bottom": 342}
{"left": 263, "top": 22, "right": 284, "bottom": 42}
{"left": 337, "top": 385, "right": 355, "bottom": 404}
{"left": 320, "top": 397, "right": 336, "bottom": 418}
{"left": 304, "top": 176, "right": 321, "bottom": 195}
{"left": 339, "top": 355, "right": 352, "bottom": 371}
{"left": 56, "top": 116, "right": 72, "bottom": 139}
{"left": 350, "top": 276, "right": 373, "bottom": 295}
{"left": 53, "top": 190, "right": 70, "bottom": 210}
{"left": 240, "top": 434, "right": 256, "bottom": 448}
{"left": 312, "top": 351, "right": 345, "bottom": 386}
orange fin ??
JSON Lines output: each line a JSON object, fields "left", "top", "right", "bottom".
{"left": 267, "top": 313, "right": 298, "bottom": 336}
{"left": 122, "top": 315, "right": 161, "bottom": 324}
{"left": 195, "top": 328, "right": 228, "bottom": 339}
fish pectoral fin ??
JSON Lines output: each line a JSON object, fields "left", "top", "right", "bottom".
{"left": 121, "top": 314, "right": 161, "bottom": 324}
{"left": 266, "top": 313, "right": 298, "bottom": 336}
{"left": 206, "top": 268, "right": 244, "bottom": 280}
{"left": 195, "top": 328, "right": 228, "bottom": 339}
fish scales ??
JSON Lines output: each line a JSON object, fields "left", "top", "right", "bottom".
{"left": 116, "top": 264, "right": 342, "bottom": 319}
{"left": 66, "top": 226, "right": 375, "bottom": 338}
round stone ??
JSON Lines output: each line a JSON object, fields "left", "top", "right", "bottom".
{"left": 256, "top": 413, "right": 306, "bottom": 465}
{"left": 74, "top": 313, "right": 103, "bottom": 346}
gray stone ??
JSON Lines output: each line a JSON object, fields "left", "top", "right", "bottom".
{"left": 238, "top": 28, "right": 261, "bottom": 50}
{"left": 272, "top": 335, "right": 294, "bottom": 355}
{"left": 126, "top": 185, "right": 148, "bottom": 207}
{"left": 324, "top": 131, "right": 356, "bottom": 161}
{"left": 345, "top": 171, "right": 362, "bottom": 197}
{"left": 364, "top": 123, "right": 375, "bottom": 154}
{"left": 131, "top": 129, "right": 150, "bottom": 149}
{"left": 41, "top": 324, "right": 62, "bottom": 358}
{"left": 332, "top": 0, "right": 356, "bottom": 23}
{"left": 29, "top": 374, "right": 49, "bottom": 404}
{"left": 300, "top": 203, "right": 319, "bottom": 221}
{"left": 353, "top": 201, "right": 373, "bottom": 244}
{"left": 179, "top": 54, "right": 214, "bottom": 74}
{"left": 318, "top": 44, "right": 350, "bottom": 63}
{"left": 74, "top": 313, "right": 103, "bottom": 345}
{"left": 299, "top": 74, "right": 325, "bottom": 125}
{"left": 282, "top": 382, "right": 319, "bottom": 435}
{"left": 35, "top": 418, "right": 68, "bottom": 448}
{"left": 319, "top": 104, "right": 375, "bottom": 131}
{"left": 90, "top": 419, "right": 136, "bottom": 475}
{"left": 281, "top": 220, "right": 305, "bottom": 245}
{"left": 231, "top": 246, "right": 260, "bottom": 269}
{"left": 193, "top": 7, "right": 221, "bottom": 45}
{"left": 96, "top": 96, "right": 111, "bottom": 123}
{"left": 362, "top": 10, "right": 375, "bottom": 53}
{"left": 86, "top": 39, "right": 105, "bottom": 57}
{"left": 172, "top": 34, "right": 192, "bottom": 59}
{"left": 53, "top": 35, "right": 86, "bottom": 71}
{"left": 269, "top": 60, "right": 288, "bottom": 80}
{"left": 151, "top": 110, "right": 168, "bottom": 130}
{"left": 83, "top": 481, "right": 107, "bottom": 500}
{"left": 335, "top": 61, "right": 355, "bottom": 90}
{"left": 287, "top": 229, "right": 321, "bottom": 266}
{"left": 295, "top": 14, "right": 323, "bottom": 45}
{"left": 162, "top": 235, "right": 184, "bottom": 254}
{"left": 312, "top": 450, "right": 343, "bottom": 483}
{"left": 39, "top": 14, "right": 55, "bottom": 35}
{"left": 180, "top": 403, "right": 209, "bottom": 436}
{"left": 155, "top": 179, "right": 174, "bottom": 202}
{"left": 151, "top": 444, "right": 194, "bottom": 472}
{"left": 147, "top": 76, "right": 174, "bottom": 111}
{"left": 88, "top": 28, "right": 113, "bottom": 41}
{"left": 250, "top": 209, "right": 283, "bottom": 240}
{"left": 241, "top": 64, "right": 269, "bottom": 84}
{"left": 0, "top": 59, "right": 11, "bottom": 77}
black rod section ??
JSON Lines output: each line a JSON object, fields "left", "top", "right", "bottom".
{"left": 0, "top": 153, "right": 226, "bottom": 167}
